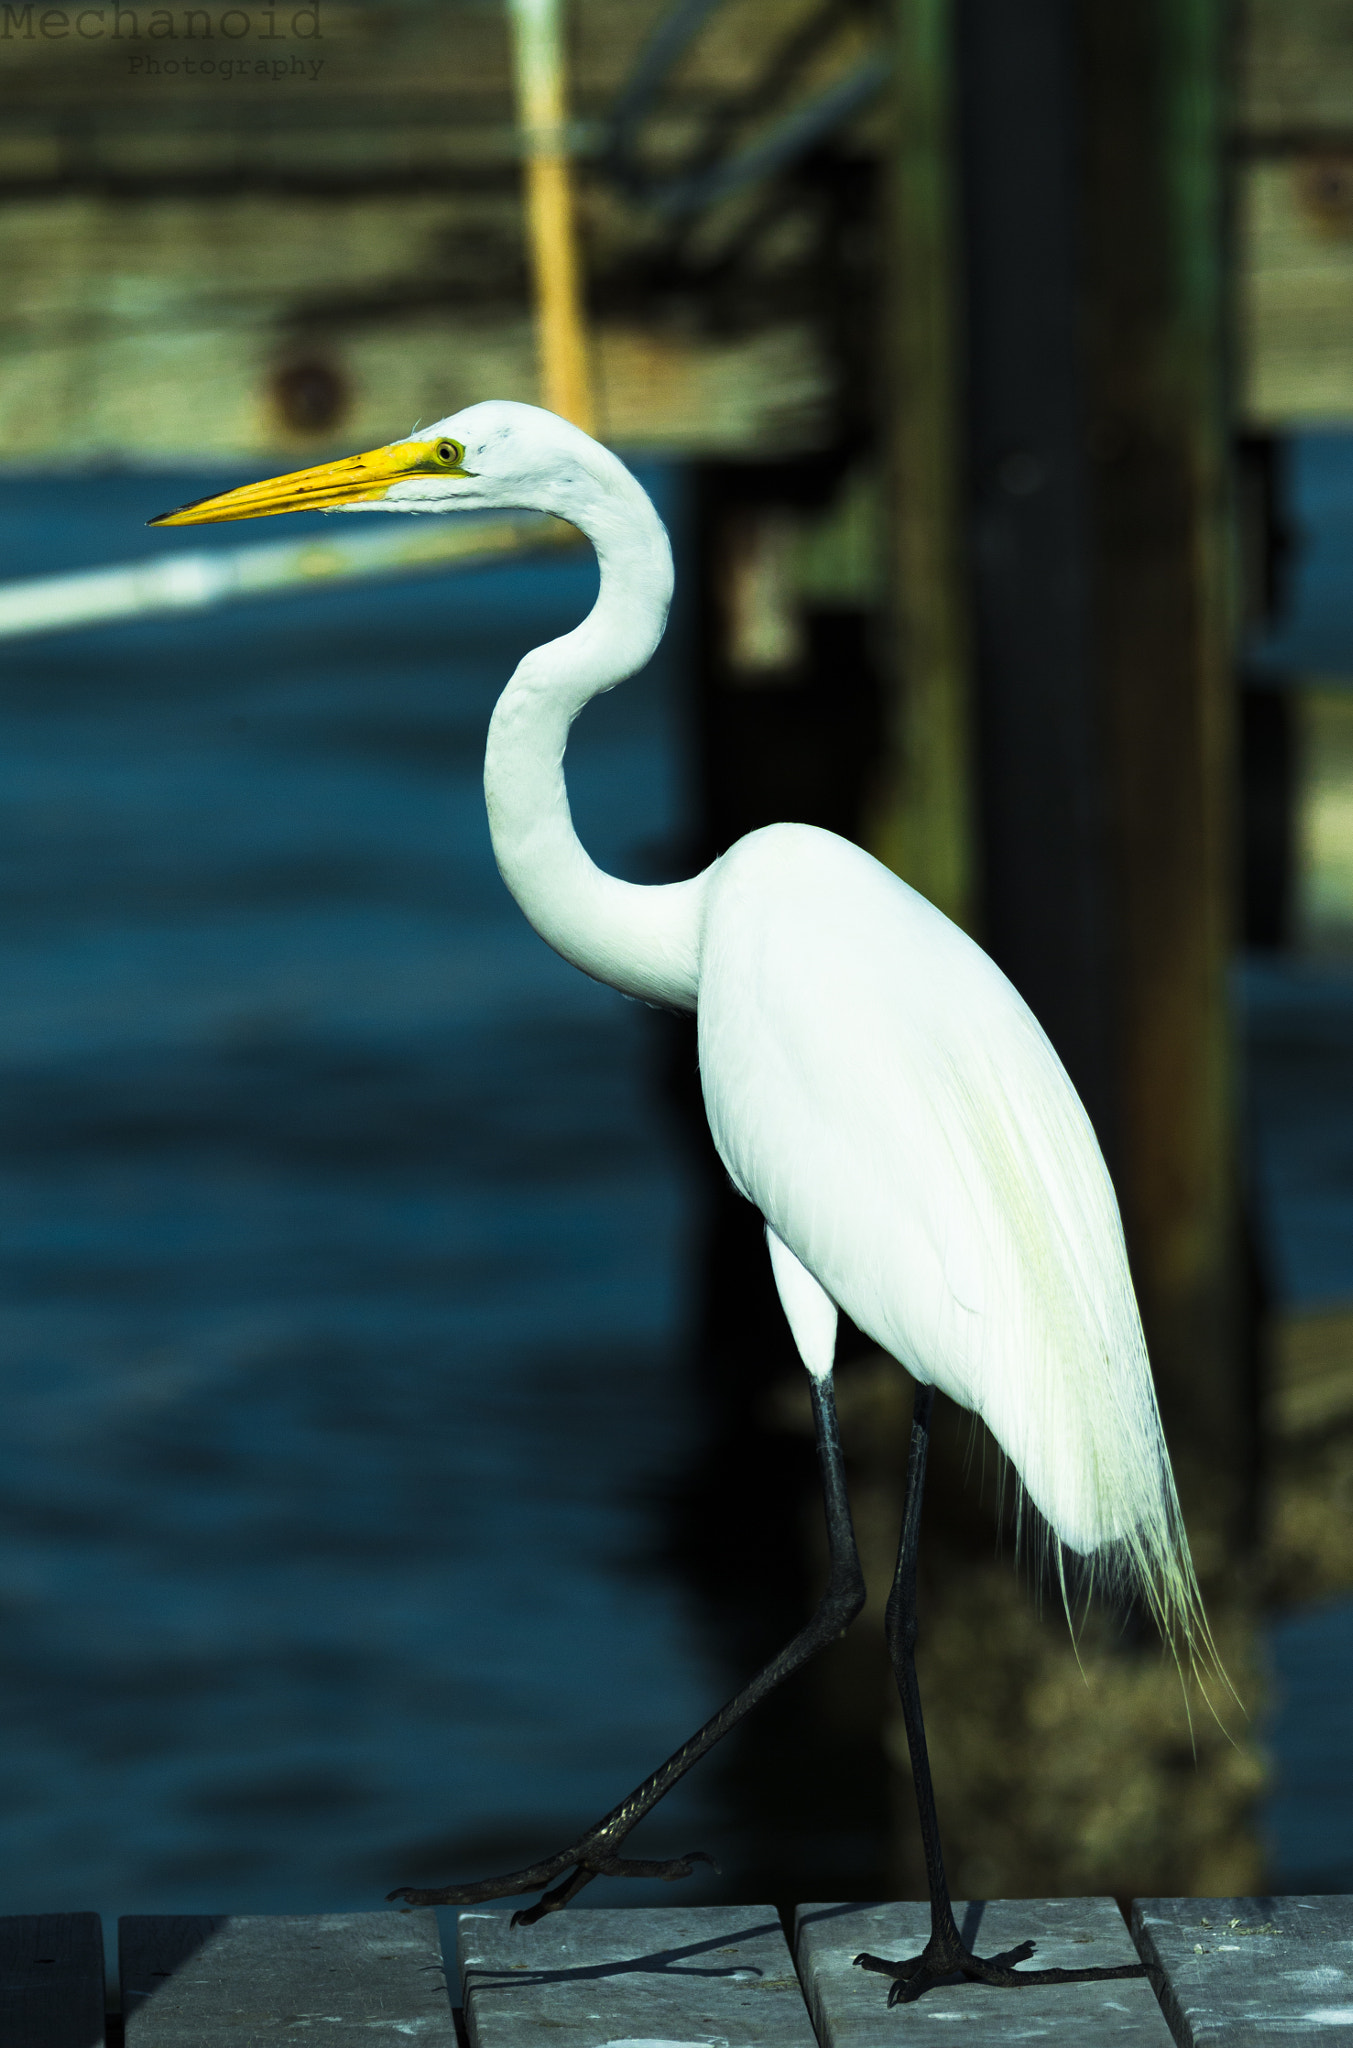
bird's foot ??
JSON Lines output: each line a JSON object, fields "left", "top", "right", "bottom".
{"left": 854, "top": 1938, "right": 1145, "bottom": 2007}
{"left": 388, "top": 1844, "right": 715, "bottom": 1926}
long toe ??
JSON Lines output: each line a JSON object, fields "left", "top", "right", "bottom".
{"left": 959, "top": 1941, "right": 1037, "bottom": 1983}
{"left": 511, "top": 1864, "right": 597, "bottom": 1926}
{"left": 854, "top": 1938, "right": 1142, "bottom": 2005}
{"left": 386, "top": 1849, "right": 580, "bottom": 1909}
{"left": 395, "top": 1840, "right": 716, "bottom": 1924}
{"left": 853, "top": 1951, "right": 923, "bottom": 1984}
{"left": 970, "top": 1958, "right": 1145, "bottom": 1989}
{"left": 601, "top": 1852, "right": 717, "bottom": 1882}
{"left": 889, "top": 1971, "right": 939, "bottom": 2007}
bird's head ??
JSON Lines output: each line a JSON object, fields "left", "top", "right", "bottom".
{"left": 149, "top": 399, "right": 610, "bottom": 528}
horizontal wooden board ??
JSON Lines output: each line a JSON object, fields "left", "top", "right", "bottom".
{"left": 0, "top": 0, "right": 864, "bottom": 456}
{"left": 1270, "top": 1301, "right": 1353, "bottom": 1436}
{"left": 11, "top": 0, "right": 1345, "bottom": 442}
{"left": 0, "top": 1913, "right": 105, "bottom": 2048}
{"left": 120, "top": 1910, "right": 456, "bottom": 2044}
{"left": 0, "top": 0, "right": 871, "bottom": 199}
{"left": 1133, "top": 1894, "right": 1353, "bottom": 2045}
{"left": 0, "top": 0, "right": 833, "bottom": 114}
{"left": 458, "top": 1904, "right": 818, "bottom": 2048}
{"left": 796, "top": 1898, "right": 1173, "bottom": 2043}
{"left": 1237, "top": 0, "right": 1353, "bottom": 140}
{"left": 0, "top": 189, "right": 831, "bottom": 457}
{"left": 1240, "top": 159, "right": 1353, "bottom": 423}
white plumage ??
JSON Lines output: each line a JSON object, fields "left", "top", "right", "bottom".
{"left": 700, "top": 822, "right": 1188, "bottom": 1598}
{"left": 478, "top": 399, "right": 1201, "bottom": 1649}
{"left": 153, "top": 395, "right": 1207, "bottom": 1666}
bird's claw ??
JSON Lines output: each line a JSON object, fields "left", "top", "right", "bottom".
{"left": 854, "top": 1941, "right": 1033, "bottom": 2005}
{"left": 854, "top": 1941, "right": 1143, "bottom": 2006}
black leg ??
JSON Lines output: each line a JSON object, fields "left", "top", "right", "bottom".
{"left": 853, "top": 1383, "right": 1147, "bottom": 2006}
{"left": 389, "top": 1371, "right": 866, "bottom": 1923}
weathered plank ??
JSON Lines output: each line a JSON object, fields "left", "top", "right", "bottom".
{"left": 796, "top": 1898, "right": 1173, "bottom": 2042}
{"left": 458, "top": 1904, "right": 817, "bottom": 2048}
{"left": 1133, "top": 1894, "right": 1353, "bottom": 2046}
{"left": 1240, "top": 160, "right": 1353, "bottom": 424}
{"left": 119, "top": 1910, "right": 455, "bottom": 2044}
{"left": 0, "top": 0, "right": 824, "bottom": 146}
{"left": 868, "top": 0, "right": 976, "bottom": 929}
{"left": 1270, "top": 1301, "right": 1353, "bottom": 1440}
{"left": 0, "top": 193, "right": 832, "bottom": 462}
{"left": 1236, "top": 0, "right": 1353, "bottom": 139}
{"left": 0, "top": 1913, "right": 104, "bottom": 2048}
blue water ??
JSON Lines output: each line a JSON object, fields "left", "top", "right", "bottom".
{"left": 1244, "top": 955, "right": 1353, "bottom": 1888}
{"left": 1264, "top": 1597, "right": 1353, "bottom": 1891}
{"left": 1243, "top": 959, "right": 1353, "bottom": 1311}
{"left": 3, "top": 443, "right": 1352, "bottom": 1931}
{"left": 1252, "top": 434, "right": 1353, "bottom": 684}
{"left": 0, "top": 469, "right": 727, "bottom": 1926}
{"left": 1244, "top": 433, "right": 1353, "bottom": 1890}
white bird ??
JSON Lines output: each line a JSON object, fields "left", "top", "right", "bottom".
{"left": 152, "top": 401, "right": 1211, "bottom": 2003}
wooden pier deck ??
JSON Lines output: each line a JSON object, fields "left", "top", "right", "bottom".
{"left": 5, "top": 1896, "right": 1346, "bottom": 2043}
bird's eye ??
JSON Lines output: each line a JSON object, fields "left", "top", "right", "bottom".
{"left": 436, "top": 440, "right": 461, "bottom": 465}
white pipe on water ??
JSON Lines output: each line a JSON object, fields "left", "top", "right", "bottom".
{"left": 0, "top": 512, "right": 581, "bottom": 642}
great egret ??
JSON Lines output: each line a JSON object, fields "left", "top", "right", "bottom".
{"left": 152, "top": 401, "right": 1209, "bottom": 2003}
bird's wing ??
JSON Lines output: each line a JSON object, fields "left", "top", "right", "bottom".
{"left": 697, "top": 826, "right": 1180, "bottom": 1585}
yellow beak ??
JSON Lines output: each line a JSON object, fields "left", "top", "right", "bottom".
{"left": 149, "top": 435, "right": 471, "bottom": 527}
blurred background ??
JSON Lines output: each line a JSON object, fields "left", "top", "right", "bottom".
{"left": 0, "top": 0, "right": 1348, "bottom": 1951}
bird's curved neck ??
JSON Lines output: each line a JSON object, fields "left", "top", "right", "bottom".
{"left": 483, "top": 456, "right": 702, "bottom": 1010}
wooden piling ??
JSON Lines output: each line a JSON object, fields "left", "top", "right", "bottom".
{"left": 867, "top": 0, "right": 976, "bottom": 933}
{"left": 1080, "top": 0, "right": 1243, "bottom": 1500}
{"left": 508, "top": 0, "right": 598, "bottom": 435}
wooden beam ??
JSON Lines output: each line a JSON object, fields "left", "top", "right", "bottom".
{"left": 458, "top": 1906, "right": 818, "bottom": 2048}
{"left": 119, "top": 1912, "right": 455, "bottom": 2044}
{"left": 1081, "top": 0, "right": 1240, "bottom": 1480}
{"left": 0, "top": 194, "right": 831, "bottom": 460}
{"left": 1132, "top": 1895, "right": 1353, "bottom": 2043}
{"left": 1240, "top": 157, "right": 1353, "bottom": 425}
{"left": 866, "top": 0, "right": 1258, "bottom": 1918}
{"left": 0, "top": 1914, "right": 105, "bottom": 2048}
{"left": 1236, "top": 0, "right": 1353, "bottom": 140}
{"left": 797, "top": 1898, "right": 1173, "bottom": 2044}
{"left": 866, "top": 0, "right": 976, "bottom": 931}
{"left": 508, "top": 0, "right": 597, "bottom": 433}
{"left": 955, "top": 0, "right": 1115, "bottom": 1145}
